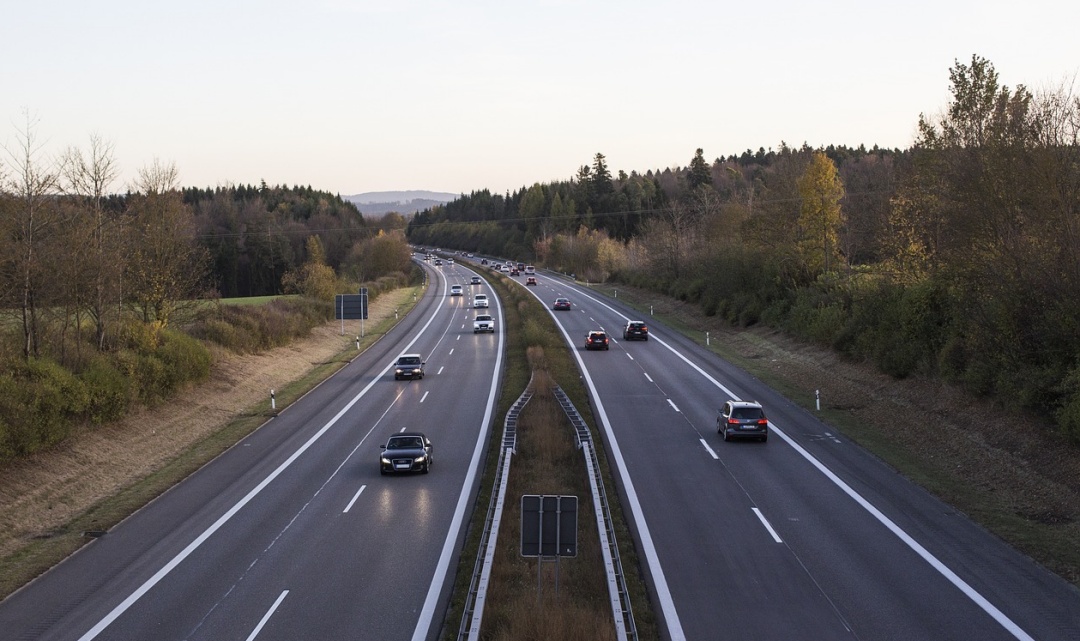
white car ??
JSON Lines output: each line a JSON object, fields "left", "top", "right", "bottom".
{"left": 473, "top": 314, "right": 495, "bottom": 333}
{"left": 473, "top": 294, "right": 489, "bottom": 308}
{"left": 450, "top": 285, "right": 463, "bottom": 296}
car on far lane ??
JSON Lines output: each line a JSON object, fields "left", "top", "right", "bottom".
{"left": 623, "top": 321, "right": 649, "bottom": 341}
{"left": 471, "top": 275, "right": 482, "bottom": 285}
{"left": 553, "top": 297, "right": 571, "bottom": 311}
{"left": 473, "top": 294, "right": 489, "bottom": 308}
{"left": 526, "top": 276, "right": 537, "bottom": 286}
{"left": 379, "top": 432, "right": 434, "bottom": 474}
{"left": 585, "top": 330, "right": 609, "bottom": 350}
{"left": 717, "top": 400, "right": 769, "bottom": 442}
{"left": 450, "top": 285, "right": 463, "bottom": 296}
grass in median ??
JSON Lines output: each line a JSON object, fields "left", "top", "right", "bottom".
{"left": 0, "top": 286, "right": 423, "bottom": 600}
{"left": 442, "top": 274, "right": 658, "bottom": 640}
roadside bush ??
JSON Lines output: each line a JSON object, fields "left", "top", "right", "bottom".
{"left": 156, "top": 330, "right": 212, "bottom": 391}
{"left": 80, "top": 354, "right": 132, "bottom": 424}
{"left": 0, "top": 359, "right": 89, "bottom": 459}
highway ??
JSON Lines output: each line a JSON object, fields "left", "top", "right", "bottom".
{"left": 0, "top": 259, "right": 501, "bottom": 641}
{"left": 504, "top": 265, "right": 1080, "bottom": 641}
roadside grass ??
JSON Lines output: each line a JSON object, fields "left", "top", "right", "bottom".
{"left": 584, "top": 281, "right": 1080, "bottom": 588}
{"left": 218, "top": 295, "right": 299, "bottom": 306}
{"left": 0, "top": 286, "right": 422, "bottom": 600}
{"left": 442, "top": 273, "right": 658, "bottom": 640}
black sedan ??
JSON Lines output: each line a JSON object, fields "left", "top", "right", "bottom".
{"left": 553, "top": 297, "right": 571, "bottom": 311}
{"left": 379, "top": 433, "right": 434, "bottom": 474}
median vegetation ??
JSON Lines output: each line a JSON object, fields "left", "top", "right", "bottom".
{"left": 445, "top": 272, "right": 658, "bottom": 640}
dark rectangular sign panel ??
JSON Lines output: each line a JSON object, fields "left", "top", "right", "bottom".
{"left": 520, "top": 495, "right": 578, "bottom": 558}
{"left": 335, "top": 291, "right": 368, "bottom": 320}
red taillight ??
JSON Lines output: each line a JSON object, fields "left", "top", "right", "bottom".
{"left": 758, "top": 419, "right": 768, "bottom": 426}
{"left": 728, "top": 418, "right": 740, "bottom": 425}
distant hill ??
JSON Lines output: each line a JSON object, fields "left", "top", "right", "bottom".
{"left": 345, "top": 190, "right": 458, "bottom": 216}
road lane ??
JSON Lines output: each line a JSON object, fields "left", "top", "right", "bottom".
{"left": 506, "top": 269, "right": 1079, "bottom": 641}
{"left": 0, "top": 260, "right": 504, "bottom": 641}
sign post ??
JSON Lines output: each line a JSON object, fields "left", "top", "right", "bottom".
{"left": 521, "top": 495, "right": 578, "bottom": 599}
{"left": 334, "top": 288, "right": 369, "bottom": 336}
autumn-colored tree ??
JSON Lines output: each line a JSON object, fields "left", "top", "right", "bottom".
{"left": 282, "top": 235, "right": 338, "bottom": 301}
{"left": 124, "top": 159, "right": 210, "bottom": 327}
{"left": 346, "top": 230, "right": 411, "bottom": 283}
{"left": 796, "top": 151, "right": 845, "bottom": 274}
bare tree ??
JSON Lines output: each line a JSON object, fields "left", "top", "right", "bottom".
{"left": 1, "top": 111, "right": 64, "bottom": 358}
{"left": 62, "top": 134, "right": 121, "bottom": 350}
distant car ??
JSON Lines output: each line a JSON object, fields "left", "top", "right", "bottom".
{"left": 470, "top": 276, "right": 481, "bottom": 285}
{"left": 553, "top": 297, "right": 571, "bottom": 311}
{"left": 718, "top": 400, "right": 769, "bottom": 442}
{"left": 526, "top": 276, "right": 537, "bottom": 286}
{"left": 493, "top": 264, "right": 502, "bottom": 271}
{"left": 450, "top": 285, "right": 463, "bottom": 296}
{"left": 510, "top": 268, "right": 519, "bottom": 276}
{"left": 434, "top": 259, "right": 442, "bottom": 266}
{"left": 473, "top": 294, "right": 489, "bottom": 308}
{"left": 473, "top": 314, "right": 495, "bottom": 333}
{"left": 379, "top": 432, "right": 433, "bottom": 474}
{"left": 623, "top": 321, "right": 649, "bottom": 341}
{"left": 585, "top": 331, "right": 609, "bottom": 350}
{"left": 524, "top": 265, "right": 535, "bottom": 274}
{"left": 481, "top": 258, "right": 489, "bottom": 265}
{"left": 393, "top": 354, "right": 425, "bottom": 380}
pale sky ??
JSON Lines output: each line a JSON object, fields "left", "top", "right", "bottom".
{"left": 2, "top": 0, "right": 1078, "bottom": 197}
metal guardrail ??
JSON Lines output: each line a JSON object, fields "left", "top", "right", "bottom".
{"left": 553, "top": 385, "right": 638, "bottom": 641}
{"left": 456, "top": 380, "right": 533, "bottom": 641}
{"left": 456, "top": 381, "right": 637, "bottom": 641}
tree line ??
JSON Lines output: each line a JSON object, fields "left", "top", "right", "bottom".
{"left": 408, "top": 55, "right": 1080, "bottom": 443}
{"left": 0, "top": 116, "right": 417, "bottom": 459}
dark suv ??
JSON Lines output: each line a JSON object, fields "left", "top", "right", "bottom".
{"left": 623, "top": 321, "right": 649, "bottom": 341}
{"left": 718, "top": 400, "right": 768, "bottom": 442}
{"left": 585, "top": 331, "right": 609, "bottom": 350}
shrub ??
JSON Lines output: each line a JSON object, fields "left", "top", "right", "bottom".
{"left": 80, "top": 354, "right": 132, "bottom": 424}
{"left": 0, "top": 358, "right": 89, "bottom": 459}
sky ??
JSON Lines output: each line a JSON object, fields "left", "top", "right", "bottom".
{"left": 2, "top": 0, "right": 1078, "bottom": 197}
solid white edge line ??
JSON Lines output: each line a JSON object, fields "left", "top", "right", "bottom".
{"left": 545, "top": 282, "right": 1036, "bottom": 641}
{"left": 343, "top": 485, "right": 367, "bottom": 513}
{"left": 77, "top": 273, "right": 450, "bottom": 641}
{"left": 245, "top": 590, "right": 289, "bottom": 641}
{"left": 752, "top": 507, "right": 783, "bottom": 543}
{"left": 410, "top": 287, "right": 506, "bottom": 641}
{"left": 536, "top": 296, "right": 686, "bottom": 641}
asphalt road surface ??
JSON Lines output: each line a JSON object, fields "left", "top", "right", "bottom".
{"left": 504, "top": 265, "right": 1080, "bottom": 641}
{"left": 0, "top": 259, "right": 502, "bottom": 641}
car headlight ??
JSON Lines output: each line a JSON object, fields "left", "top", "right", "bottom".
{"left": 415, "top": 455, "right": 427, "bottom": 463}
{"left": 381, "top": 457, "right": 391, "bottom": 464}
